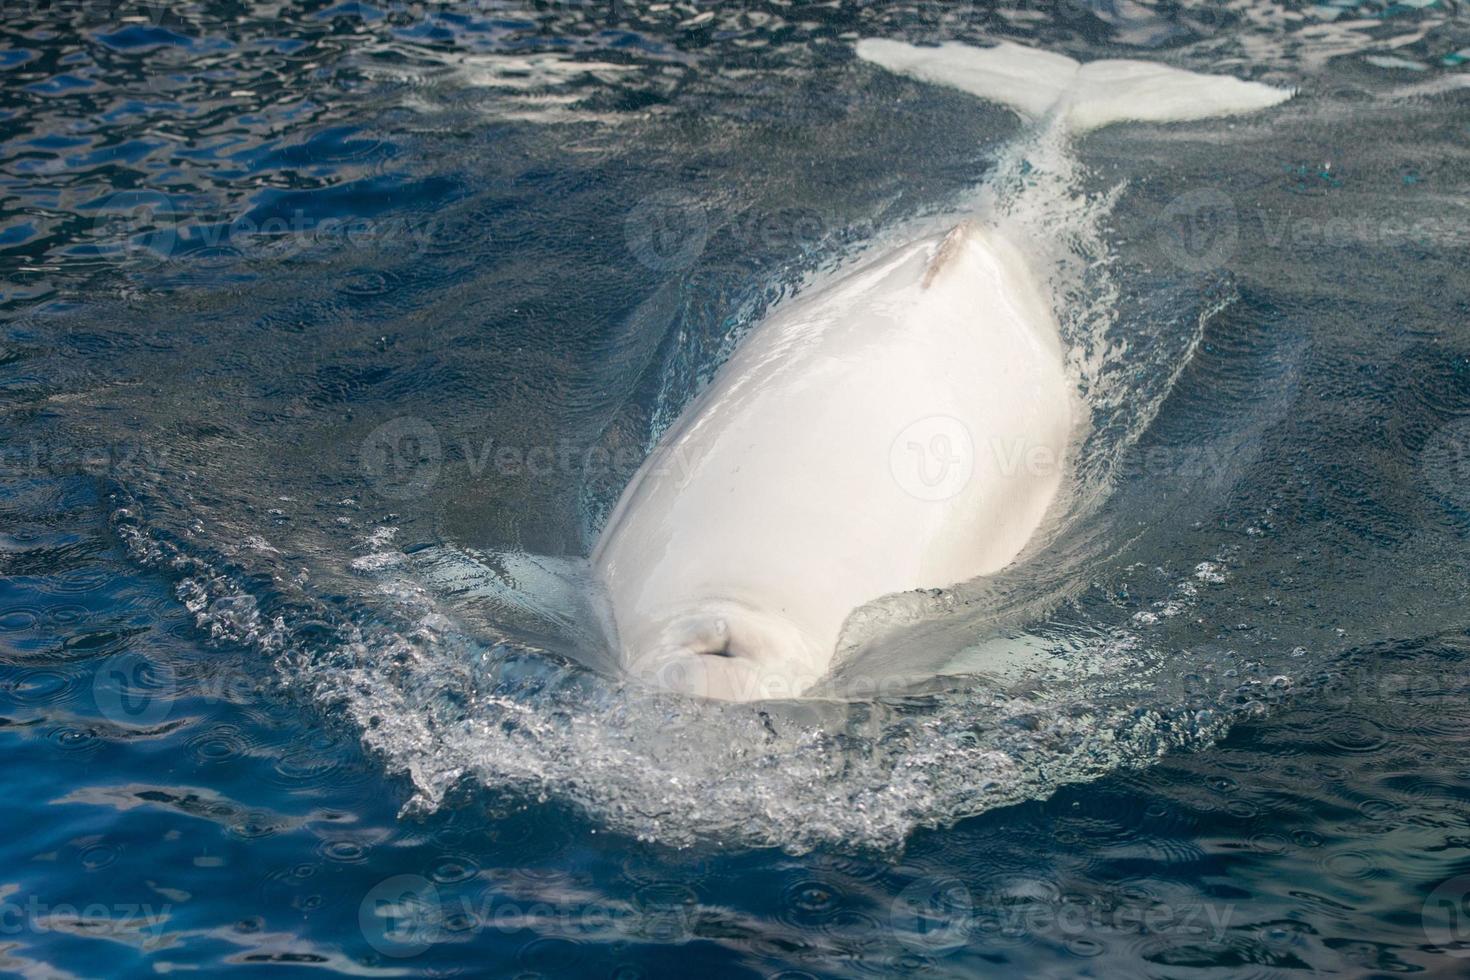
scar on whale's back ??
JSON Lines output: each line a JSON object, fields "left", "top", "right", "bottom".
{"left": 922, "top": 222, "right": 973, "bottom": 290}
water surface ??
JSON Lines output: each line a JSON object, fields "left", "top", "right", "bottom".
{"left": 3, "top": 1, "right": 1470, "bottom": 976}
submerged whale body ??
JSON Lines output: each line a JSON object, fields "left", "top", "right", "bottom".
{"left": 593, "top": 40, "right": 1293, "bottom": 702}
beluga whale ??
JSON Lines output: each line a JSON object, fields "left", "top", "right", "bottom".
{"left": 592, "top": 39, "right": 1292, "bottom": 702}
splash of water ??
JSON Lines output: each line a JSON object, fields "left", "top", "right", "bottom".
{"left": 202, "top": 106, "right": 1276, "bottom": 852}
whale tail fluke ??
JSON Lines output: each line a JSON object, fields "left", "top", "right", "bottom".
{"left": 855, "top": 38, "right": 1292, "bottom": 132}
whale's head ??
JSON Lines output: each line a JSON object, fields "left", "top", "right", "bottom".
{"left": 623, "top": 600, "right": 830, "bottom": 702}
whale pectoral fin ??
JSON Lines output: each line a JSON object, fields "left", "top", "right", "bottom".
{"left": 922, "top": 221, "right": 973, "bottom": 290}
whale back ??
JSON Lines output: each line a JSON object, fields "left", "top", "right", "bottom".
{"left": 593, "top": 224, "right": 1072, "bottom": 700}
{"left": 596, "top": 41, "right": 1294, "bottom": 702}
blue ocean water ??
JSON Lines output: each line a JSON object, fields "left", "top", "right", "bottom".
{"left": 3, "top": 1, "right": 1470, "bottom": 976}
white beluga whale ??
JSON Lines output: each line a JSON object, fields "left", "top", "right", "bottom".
{"left": 592, "top": 40, "right": 1293, "bottom": 702}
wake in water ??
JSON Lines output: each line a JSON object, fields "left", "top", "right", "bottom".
{"left": 7, "top": 3, "right": 1470, "bottom": 976}
{"left": 62, "top": 0, "right": 1464, "bottom": 850}
{"left": 164, "top": 41, "right": 1303, "bottom": 849}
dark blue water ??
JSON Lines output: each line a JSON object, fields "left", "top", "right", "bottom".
{"left": 4, "top": 1, "right": 1470, "bottom": 976}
